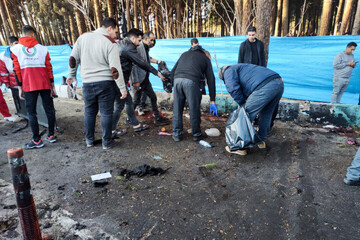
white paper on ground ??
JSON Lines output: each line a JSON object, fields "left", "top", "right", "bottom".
{"left": 91, "top": 172, "right": 112, "bottom": 181}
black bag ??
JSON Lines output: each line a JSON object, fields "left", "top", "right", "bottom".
{"left": 225, "top": 106, "right": 258, "bottom": 151}
{"left": 158, "top": 61, "right": 173, "bottom": 93}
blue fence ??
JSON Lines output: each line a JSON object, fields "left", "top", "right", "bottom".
{"left": 1, "top": 35, "right": 360, "bottom": 104}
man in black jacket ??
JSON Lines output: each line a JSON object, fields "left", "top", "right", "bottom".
{"left": 112, "top": 28, "right": 165, "bottom": 135}
{"left": 238, "top": 26, "right": 265, "bottom": 67}
{"left": 171, "top": 45, "right": 218, "bottom": 142}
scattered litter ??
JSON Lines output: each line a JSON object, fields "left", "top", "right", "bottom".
{"left": 203, "top": 163, "right": 218, "bottom": 169}
{"left": 125, "top": 184, "right": 136, "bottom": 191}
{"left": 57, "top": 185, "right": 65, "bottom": 190}
{"left": 116, "top": 176, "right": 123, "bottom": 181}
{"left": 185, "top": 114, "right": 190, "bottom": 119}
{"left": 162, "top": 107, "right": 167, "bottom": 111}
{"left": 289, "top": 175, "right": 304, "bottom": 179}
{"left": 347, "top": 139, "right": 359, "bottom": 146}
{"left": 157, "top": 131, "right": 172, "bottom": 136}
{"left": 93, "top": 180, "right": 108, "bottom": 188}
{"left": 161, "top": 127, "right": 166, "bottom": 132}
{"left": 91, "top": 172, "right": 112, "bottom": 181}
{"left": 198, "top": 166, "right": 211, "bottom": 177}
{"left": 205, "top": 128, "right": 221, "bottom": 137}
{"left": 323, "top": 124, "right": 336, "bottom": 129}
{"left": 199, "top": 140, "right": 212, "bottom": 148}
{"left": 152, "top": 156, "right": 163, "bottom": 160}
{"left": 186, "top": 129, "right": 192, "bottom": 133}
{"left": 118, "top": 164, "right": 171, "bottom": 179}
{"left": 120, "top": 221, "right": 129, "bottom": 226}
{"left": 300, "top": 110, "right": 309, "bottom": 116}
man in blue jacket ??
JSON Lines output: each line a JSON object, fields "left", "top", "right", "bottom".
{"left": 219, "top": 64, "right": 283, "bottom": 155}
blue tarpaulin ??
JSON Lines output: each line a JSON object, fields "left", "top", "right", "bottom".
{"left": 1, "top": 35, "right": 359, "bottom": 104}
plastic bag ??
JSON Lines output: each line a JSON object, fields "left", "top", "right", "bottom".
{"left": 225, "top": 106, "right": 258, "bottom": 151}
{"left": 205, "top": 128, "right": 221, "bottom": 137}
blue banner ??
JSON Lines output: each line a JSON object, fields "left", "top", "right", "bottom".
{"left": 1, "top": 35, "right": 359, "bottom": 104}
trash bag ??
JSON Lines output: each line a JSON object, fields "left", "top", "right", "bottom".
{"left": 158, "top": 61, "right": 173, "bottom": 93}
{"left": 225, "top": 106, "right": 258, "bottom": 151}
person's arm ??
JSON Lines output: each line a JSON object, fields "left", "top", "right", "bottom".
{"left": 238, "top": 43, "right": 244, "bottom": 64}
{"left": 0, "top": 59, "right": 10, "bottom": 87}
{"left": 45, "top": 52, "right": 56, "bottom": 96}
{"left": 124, "top": 47, "right": 159, "bottom": 76}
{"left": 333, "top": 54, "right": 349, "bottom": 69}
{"left": 11, "top": 52, "right": 25, "bottom": 99}
{"left": 224, "top": 67, "right": 245, "bottom": 105}
{"left": 150, "top": 57, "right": 162, "bottom": 64}
{"left": 67, "top": 39, "right": 81, "bottom": 90}
{"left": 205, "top": 58, "right": 216, "bottom": 102}
{"left": 108, "top": 43, "right": 127, "bottom": 93}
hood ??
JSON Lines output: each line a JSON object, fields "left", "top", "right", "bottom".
{"left": 218, "top": 65, "right": 231, "bottom": 81}
{"left": 19, "top": 36, "right": 38, "bottom": 48}
{"left": 190, "top": 45, "right": 205, "bottom": 52}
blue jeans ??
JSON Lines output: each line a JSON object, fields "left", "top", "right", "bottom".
{"left": 346, "top": 147, "right": 360, "bottom": 181}
{"left": 245, "top": 78, "right": 284, "bottom": 141}
{"left": 112, "top": 87, "right": 139, "bottom": 129}
{"left": 173, "top": 78, "right": 202, "bottom": 137}
{"left": 83, "top": 81, "right": 115, "bottom": 146}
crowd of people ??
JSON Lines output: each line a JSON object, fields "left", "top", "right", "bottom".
{"left": 0, "top": 17, "right": 359, "bottom": 186}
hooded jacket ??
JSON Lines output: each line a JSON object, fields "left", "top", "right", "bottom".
{"left": 0, "top": 47, "right": 16, "bottom": 87}
{"left": 11, "top": 36, "right": 53, "bottom": 92}
{"left": 130, "top": 41, "right": 151, "bottom": 84}
{"left": 171, "top": 45, "right": 216, "bottom": 101}
{"left": 223, "top": 64, "right": 281, "bottom": 105}
{"left": 238, "top": 38, "right": 265, "bottom": 67}
{"left": 118, "top": 37, "right": 158, "bottom": 83}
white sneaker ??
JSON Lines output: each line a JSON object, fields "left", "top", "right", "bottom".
{"left": 4, "top": 116, "right": 16, "bottom": 122}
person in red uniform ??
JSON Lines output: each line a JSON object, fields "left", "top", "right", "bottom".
{"left": 11, "top": 25, "right": 57, "bottom": 149}
{"left": 0, "top": 36, "right": 18, "bottom": 122}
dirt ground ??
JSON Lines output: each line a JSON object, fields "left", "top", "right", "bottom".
{"left": 1, "top": 92, "right": 360, "bottom": 240}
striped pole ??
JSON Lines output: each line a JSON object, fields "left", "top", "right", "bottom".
{"left": 7, "top": 148, "right": 42, "bottom": 240}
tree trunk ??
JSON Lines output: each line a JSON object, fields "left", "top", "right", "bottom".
{"left": 185, "top": 0, "right": 189, "bottom": 38}
{"left": 140, "top": 0, "right": 146, "bottom": 31}
{"left": 319, "top": 0, "right": 332, "bottom": 35}
{"left": 3, "top": 0, "right": 16, "bottom": 35}
{"left": 192, "top": 0, "right": 196, "bottom": 37}
{"left": 242, "top": 0, "right": 251, "bottom": 34}
{"left": 352, "top": 0, "right": 360, "bottom": 35}
{"left": 274, "top": 0, "right": 282, "bottom": 36}
{"left": 234, "top": 0, "right": 242, "bottom": 35}
{"left": 164, "top": 0, "right": 171, "bottom": 38}
{"left": 68, "top": 14, "right": 78, "bottom": 45}
{"left": 93, "top": 0, "right": 102, "bottom": 29}
{"left": 0, "top": 0, "right": 9, "bottom": 40}
{"left": 269, "top": 0, "right": 276, "bottom": 36}
{"left": 52, "top": 20, "right": 62, "bottom": 45}
{"left": 154, "top": 4, "right": 161, "bottom": 38}
{"left": 197, "top": 0, "right": 201, "bottom": 37}
{"left": 340, "top": 0, "right": 355, "bottom": 35}
{"left": 75, "top": 10, "right": 87, "bottom": 35}
{"left": 256, "top": 0, "right": 272, "bottom": 66}
{"left": 334, "top": 0, "right": 344, "bottom": 35}
{"left": 126, "top": 0, "right": 131, "bottom": 30}
{"left": 107, "top": 0, "right": 114, "bottom": 18}
{"left": 133, "top": 0, "right": 139, "bottom": 29}
{"left": 175, "top": 1, "right": 182, "bottom": 38}
{"left": 281, "top": 0, "right": 289, "bottom": 36}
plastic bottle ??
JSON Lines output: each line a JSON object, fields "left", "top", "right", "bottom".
{"left": 199, "top": 140, "right": 212, "bottom": 148}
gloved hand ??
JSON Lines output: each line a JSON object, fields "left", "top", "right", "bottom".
{"left": 210, "top": 103, "right": 218, "bottom": 117}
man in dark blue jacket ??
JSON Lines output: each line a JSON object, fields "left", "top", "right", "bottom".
{"left": 219, "top": 64, "right": 283, "bottom": 154}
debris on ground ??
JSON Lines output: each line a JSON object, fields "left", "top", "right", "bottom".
{"left": 205, "top": 128, "right": 221, "bottom": 137}
{"left": 118, "top": 164, "right": 170, "bottom": 179}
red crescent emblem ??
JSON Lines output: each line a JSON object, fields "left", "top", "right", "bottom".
{"left": 26, "top": 48, "right": 31, "bottom": 53}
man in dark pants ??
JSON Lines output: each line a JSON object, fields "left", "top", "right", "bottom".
{"left": 131, "top": 31, "right": 169, "bottom": 125}
{"left": 113, "top": 28, "right": 165, "bottom": 135}
{"left": 67, "top": 18, "right": 127, "bottom": 150}
{"left": 171, "top": 45, "right": 218, "bottom": 142}
{"left": 11, "top": 26, "right": 57, "bottom": 149}
{"left": 219, "top": 64, "right": 284, "bottom": 156}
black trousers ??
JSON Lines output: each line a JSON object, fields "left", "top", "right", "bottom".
{"left": 24, "top": 89, "right": 55, "bottom": 141}
{"left": 133, "top": 79, "right": 160, "bottom": 118}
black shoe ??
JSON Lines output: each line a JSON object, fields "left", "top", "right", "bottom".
{"left": 172, "top": 135, "right": 181, "bottom": 142}
{"left": 344, "top": 177, "right": 360, "bottom": 186}
{"left": 103, "top": 140, "right": 117, "bottom": 150}
{"left": 193, "top": 134, "right": 206, "bottom": 142}
{"left": 124, "top": 118, "right": 132, "bottom": 125}
{"left": 154, "top": 116, "right": 169, "bottom": 125}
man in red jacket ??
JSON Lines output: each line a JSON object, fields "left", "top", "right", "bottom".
{"left": 11, "top": 25, "right": 57, "bottom": 149}
{"left": 0, "top": 36, "right": 18, "bottom": 122}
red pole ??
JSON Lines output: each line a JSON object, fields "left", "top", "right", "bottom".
{"left": 7, "top": 148, "right": 42, "bottom": 240}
